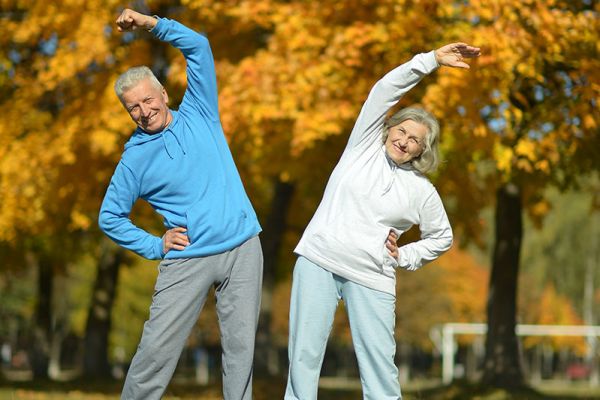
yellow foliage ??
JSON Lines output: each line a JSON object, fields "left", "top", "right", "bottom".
{"left": 515, "top": 139, "right": 537, "bottom": 162}
{"left": 70, "top": 210, "right": 92, "bottom": 231}
{"left": 494, "top": 144, "right": 514, "bottom": 174}
{"left": 435, "top": 246, "right": 489, "bottom": 323}
{"left": 583, "top": 114, "right": 597, "bottom": 130}
{"left": 534, "top": 159, "right": 550, "bottom": 174}
{"left": 529, "top": 198, "right": 551, "bottom": 220}
{"left": 523, "top": 284, "right": 586, "bottom": 354}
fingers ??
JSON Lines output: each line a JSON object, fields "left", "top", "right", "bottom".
{"left": 170, "top": 233, "right": 190, "bottom": 249}
{"left": 447, "top": 42, "right": 480, "bottom": 53}
{"left": 451, "top": 44, "right": 481, "bottom": 68}
{"left": 454, "top": 61, "right": 471, "bottom": 69}
{"left": 388, "top": 230, "right": 398, "bottom": 241}
{"left": 115, "top": 9, "right": 143, "bottom": 32}
{"left": 116, "top": 10, "right": 132, "bottom": 32}
{"left": 454, "top": 43, "right": 481, "bottom": 58}
{"left": 386, "top": 230, "right": 398, "bottom": 258}
{"left": 435, "top": 42, "right": 481, "bottom": 69}
{"left": 386, "top": 240, "right": 397, "bottom": 252}
{"left": 162, "top": 227, "right": 190, "bottom": 253}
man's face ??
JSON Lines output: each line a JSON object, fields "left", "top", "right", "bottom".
{"left": 120, "top": 78, "right": 172, "bottom": 134}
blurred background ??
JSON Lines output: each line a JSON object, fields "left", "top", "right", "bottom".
{"left": 0, "top": 0, "right": 599, "bottom": 398}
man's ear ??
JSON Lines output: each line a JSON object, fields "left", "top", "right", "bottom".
{"left": 162, "top": 87, "right": 169, "bottom": 104}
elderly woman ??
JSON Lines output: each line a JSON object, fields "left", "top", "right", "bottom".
{"left": 285, "top": 43, "right": 480, "bottom": 399}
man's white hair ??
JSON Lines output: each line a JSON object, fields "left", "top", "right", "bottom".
{"left": 114, "top": 66, "right": 163, "bottom": 100}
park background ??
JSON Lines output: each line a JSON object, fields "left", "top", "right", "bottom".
{"left": 0, "top": 0, "right": 599, "bottom": 398}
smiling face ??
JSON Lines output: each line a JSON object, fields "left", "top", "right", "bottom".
{"left": 120, "top": 78, "right": 172, "bottom": 134}
{"left": 384, "top": 119, "right": 428, "bottom": 165}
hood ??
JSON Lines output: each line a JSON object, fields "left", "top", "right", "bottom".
{"left": 124, "top": 110, "right": 185, "bottom": 159}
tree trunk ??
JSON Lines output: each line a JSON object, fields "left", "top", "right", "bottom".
{"left": 29, "top": 254, "right": 53, "bottom": 379}
{"left": 83, "top": 239, "right": 124, "bottom": 378}
{"left": 482, "top": 183, "right": 524, "bottom": 387}
{"left": 256, "top": 179, "right": 294, "bottom": 375}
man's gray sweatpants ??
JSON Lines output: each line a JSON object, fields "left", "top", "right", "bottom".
{"left": 121, "top": 236, "right": 263, "bottom": 400}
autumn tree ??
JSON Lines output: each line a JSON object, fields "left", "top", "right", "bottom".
{"left": 422, "top": 0, "right": 600, "bottom": 387}
{"left": 0, "top": 0, "right": 160, "bottom": 377}
{"left": 0, "top": 2, "right": 119, "bottom": 376}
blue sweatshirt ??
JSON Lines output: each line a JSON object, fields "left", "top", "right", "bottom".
{"left": 98, "top": 17, "right": 261, "bottom": 260}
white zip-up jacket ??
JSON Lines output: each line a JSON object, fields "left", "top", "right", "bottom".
{"left": 294, "top": 51, "right": 453, "bottom": 296}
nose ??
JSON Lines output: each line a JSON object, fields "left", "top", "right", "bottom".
{"left": 139, "top": 103, "right": 151, "bottom": 118}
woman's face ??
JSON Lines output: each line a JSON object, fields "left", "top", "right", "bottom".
{"left": 384, "top": 119, "right": 427, "bottom": 165}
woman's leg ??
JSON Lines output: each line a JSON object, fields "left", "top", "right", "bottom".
{"left": 342, "top": 281, "right": 401, "bottom": 400}
{"left": 285, "top": 257, "right": 340, "bottom": 400}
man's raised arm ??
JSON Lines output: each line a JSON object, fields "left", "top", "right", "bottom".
{"left": 115, "top": 8, "right": 219, "bottom": 121}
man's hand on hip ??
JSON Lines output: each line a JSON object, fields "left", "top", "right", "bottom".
{"left": 162, "top": 227, "right": 190, "bottom": 254}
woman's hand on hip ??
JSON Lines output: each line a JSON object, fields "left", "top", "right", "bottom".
{"left": 386, "top": 230, "right": 399, "bottom": 259}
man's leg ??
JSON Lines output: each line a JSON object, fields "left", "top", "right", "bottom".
{"left": 284, "top": 257, "right": 340, "bottom": 400}
{"left": 342, "top": 281, "right": 401, "bottom": 400}
{"left": 121, "top": 257, "right": 215, "bottom": 400}
{"left": 214, "top": 236, "right": 263, "bottom": 400}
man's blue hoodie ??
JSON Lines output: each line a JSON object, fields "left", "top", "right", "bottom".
{"left": 98, "top": 17, "right": 261, "bottom": 260}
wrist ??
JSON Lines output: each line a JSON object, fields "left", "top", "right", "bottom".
{"left": 434, "top": 49, "right": 441, "bottom": 66}
{"left": 145, "top": 15, "right": 158, "bottom": 31}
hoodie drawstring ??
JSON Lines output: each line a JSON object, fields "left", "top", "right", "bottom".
{"left": 161, "top": 131, "right": 187, "bottom": 159}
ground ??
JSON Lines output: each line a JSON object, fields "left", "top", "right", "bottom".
{"left": 1, "top": 377, "right": 600, "bottom": 399}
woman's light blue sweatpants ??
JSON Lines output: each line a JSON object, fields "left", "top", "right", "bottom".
{"left": 285, "top": 256, "right": 401, "bottom": 400}
{"left": 121, "top": 236, "right": 263, "bottom": 400}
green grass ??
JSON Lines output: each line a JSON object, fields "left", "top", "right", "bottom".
{"left": 1, "top": 378, "right": 600, "bottom": 399}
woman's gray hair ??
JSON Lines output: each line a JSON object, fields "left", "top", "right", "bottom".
{"left": 383, "top": 106, "right": 441, "bottom": 174}
{"left": 114, "top": 66, "right": 163, "bottom": 100}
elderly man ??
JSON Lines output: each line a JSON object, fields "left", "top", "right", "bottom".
{"left": 99, "top": 8, "right": 263, "bottom": 400}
